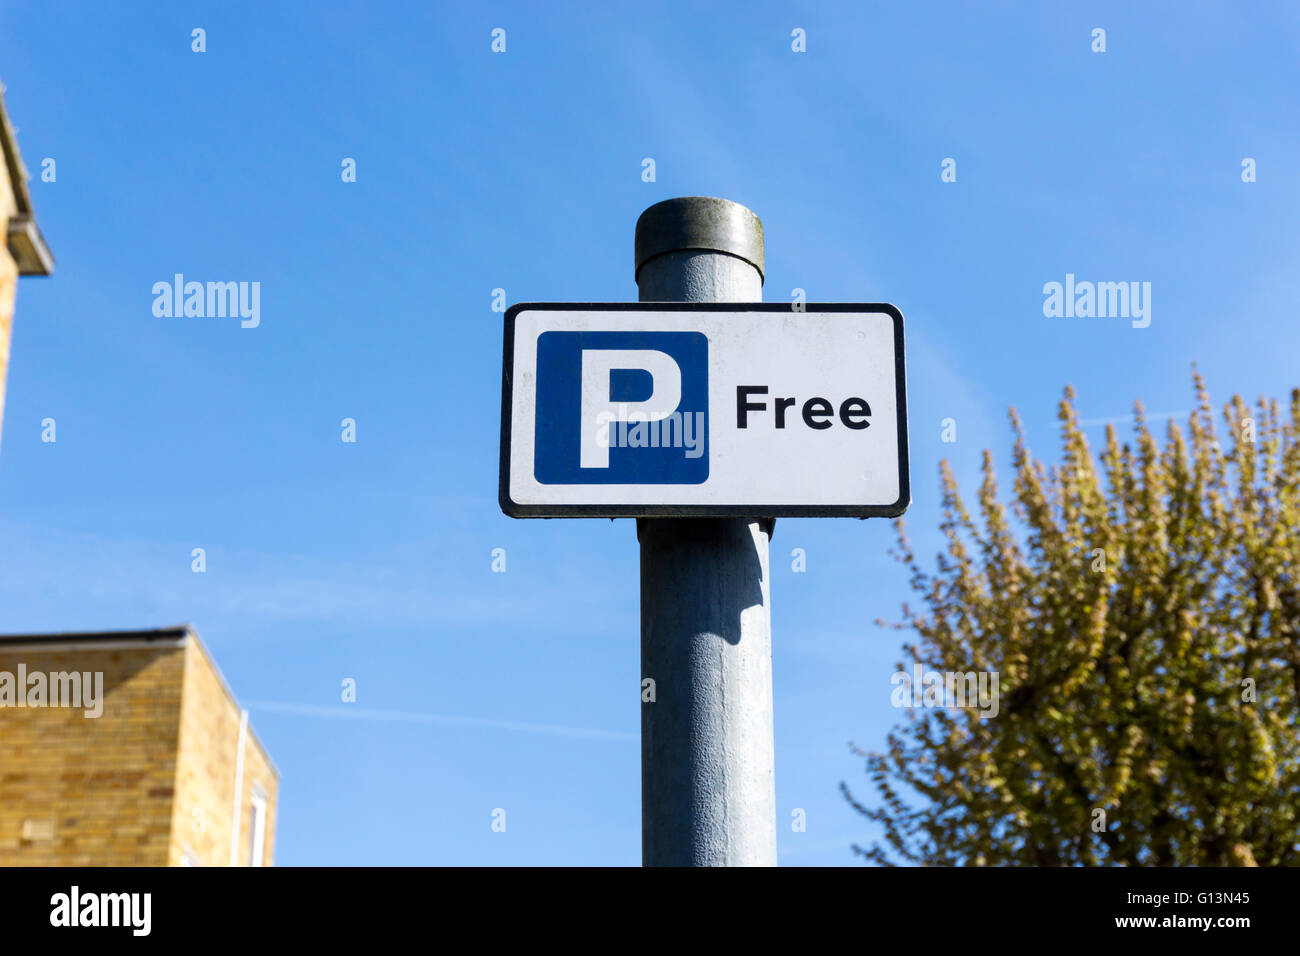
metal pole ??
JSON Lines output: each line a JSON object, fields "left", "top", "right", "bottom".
{"left": 635, "top": 197, "right": 777, "bottom": 866}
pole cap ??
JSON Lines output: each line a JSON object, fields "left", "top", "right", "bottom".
{"left": 634, "top": 196, "right": 764, "bottom": 282}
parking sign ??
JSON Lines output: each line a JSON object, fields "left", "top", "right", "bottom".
{"left": 500, "top": 302, "right": 909, "bottom": 518}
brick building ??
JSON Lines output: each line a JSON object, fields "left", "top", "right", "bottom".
{"left": 0, "top": 77, "right": 54, "bottom": 449}
{"left": 0, "top": 625, "right": 278, "bottom": 866}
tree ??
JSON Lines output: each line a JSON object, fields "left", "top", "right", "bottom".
{"left": 844, "top": 373, "right": 1300, "bottom": 865}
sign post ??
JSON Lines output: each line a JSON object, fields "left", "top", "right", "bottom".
{"left": 499, "top": 197, "right": 909, "bottom": 866}
{"left": 635, "top": 197, "right": 775, "bottom": 868}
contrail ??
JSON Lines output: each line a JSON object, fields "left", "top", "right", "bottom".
{"left": 1076, "top": 410, "right": 1189, "bottom": 428}
{"left": 243, "top": 699, "right": 635, "bottom": 742}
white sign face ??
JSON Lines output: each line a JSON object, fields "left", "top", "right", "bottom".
{"left": 499, "top": 303, "right": 909, "bottom": 518}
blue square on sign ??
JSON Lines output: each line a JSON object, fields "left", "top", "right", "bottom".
{"left": 534, "top": 331, "right": 709, "bottom": 484}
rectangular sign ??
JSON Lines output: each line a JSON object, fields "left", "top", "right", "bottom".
{"left": 499, "top": 302, "right": 909, "bottom": 518}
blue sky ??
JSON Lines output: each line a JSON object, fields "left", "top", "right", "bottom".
{"left": 0, "top": 1, "right": 1297, "bottom": 865}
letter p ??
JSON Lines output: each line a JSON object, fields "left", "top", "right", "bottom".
{"left": 580, "top": 350, "right": 681, "bottom": 468}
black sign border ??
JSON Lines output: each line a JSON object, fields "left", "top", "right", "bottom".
{"left": 500, "top": 302, "right": 910, "bottom": 519}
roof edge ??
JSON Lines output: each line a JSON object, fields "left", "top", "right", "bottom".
{"left": 0, "top": 624, "right": 191, "bottom": 646}
{"left": 183, "top": 626, "right": 282, "bottom": 780}
{"left": 8, "top": 214, "right": 53, "bottom": 275}
{"left": 0, "top": 77, "right": 54, "bottom": 274}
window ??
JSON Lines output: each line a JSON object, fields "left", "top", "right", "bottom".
{"left": 248, "top": 790, "right": 267, "bottom": 867}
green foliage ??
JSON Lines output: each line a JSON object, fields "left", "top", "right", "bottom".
{"left": 845, "top": 373, "right": 1300, "bottom": 865}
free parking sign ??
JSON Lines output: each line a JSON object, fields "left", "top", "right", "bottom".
{"left": 499, "top": 302, "right": 909, "bottom": 518}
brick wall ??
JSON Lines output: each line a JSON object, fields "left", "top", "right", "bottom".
{"left": 169, "top": 636, "right": 279, "bottom": 866}
{"left": 0, "top": 632, "right": 279, "bottom": 866}
{"left": 0, "top": 641, "right": 186, "bottom": 865}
